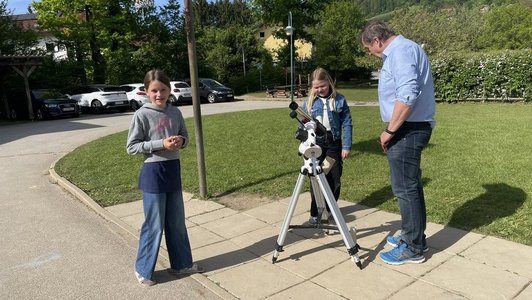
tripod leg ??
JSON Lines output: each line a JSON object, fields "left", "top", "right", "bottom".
{"left": 310, "top": 176, "right": 327, "bottom": 224}
{"left": 272, "top": 172, "right": 305, "bottom": 263}
{"left": 316, "top": 173, "right": 362, "bottom": 269}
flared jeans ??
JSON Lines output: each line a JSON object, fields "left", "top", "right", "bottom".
{"left": 135, "top": 191, "right": 193, "bottom": 279}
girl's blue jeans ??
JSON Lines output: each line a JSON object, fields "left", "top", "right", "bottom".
{"left": 386, "top": 122, "right": 432, "bottom": 254}
{"left": 135, "top": 191, "right": 193, "bottom": 279}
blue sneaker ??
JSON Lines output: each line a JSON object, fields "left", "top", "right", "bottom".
{"left": 380, "top": 243, "right": 425, "bottom": 265}
{"left": 386, "top": 235, "right": 429, "bottom": 253}
{"left": 309, "top": 216, "right": 319, "bottom": 225}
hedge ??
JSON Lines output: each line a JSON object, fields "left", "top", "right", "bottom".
{"left": 431, "top": 50, "right": 532, "bottom": 102}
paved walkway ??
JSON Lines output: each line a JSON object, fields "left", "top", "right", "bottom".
{"left": 51, "top": 169, "right": 532, "bottom": 299}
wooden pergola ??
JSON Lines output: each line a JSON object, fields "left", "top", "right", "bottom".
{"left": 0, "top": 55, "right": 45, "bottom": 120}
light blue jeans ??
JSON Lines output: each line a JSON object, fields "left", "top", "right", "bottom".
{"left": 135, "top": 191, "right": 193, "bottom": 279}
{"left": 387, "top": 122, "right": 432, "bottom": 254}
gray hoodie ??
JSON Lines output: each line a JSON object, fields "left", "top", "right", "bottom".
{"left": 126, "top": 103, "right": 189, "bottom": 163}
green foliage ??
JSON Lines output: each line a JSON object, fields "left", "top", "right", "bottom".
{"left": 389, "top": 6, "right": 484, "bottom": 54}
{"left": 476, "top": 3, "right": 532, "bottom": 50}
{"left": 196, "top": 25, "right": 270, "bottom": 83}
{"left": 355, "top": 0, "right": 522, "bottom": 16}
{"left": 251, "top": 0, "right": 331, "bottom": 43}
{"left": 432, "top": 50, "right": 532, "bottom": 101}
{"left": 309, "top": 0, "right": 366, "bottom": 78}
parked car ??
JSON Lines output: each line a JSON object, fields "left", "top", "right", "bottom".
{"left": 31, "top": 89, "right": 80, "bottom": 120}
{"left": 186, "top": 78, "right": 234, "bottom": 103}
{"left": 168, "top": 81, "right": 193, "bottom": 105}
{"left": 121, "top": 83, "right": 150, "bottom": 110}
{"left": 68, "top": 84, "right": 129, "bottom": 114}
{"left": 0, "top": 88, "right": 79, "bottom": 120}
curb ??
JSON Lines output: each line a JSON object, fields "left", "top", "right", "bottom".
{"left": 48, "top": 156, "right": 237, "bottom": 299}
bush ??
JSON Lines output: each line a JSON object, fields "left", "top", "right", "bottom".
{"left": 432, "top": 50, "right": 532, "bottom": 102}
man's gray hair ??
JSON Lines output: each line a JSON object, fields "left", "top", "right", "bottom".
{"left": 360, "top": 20, "right": 396, "bottom": 44}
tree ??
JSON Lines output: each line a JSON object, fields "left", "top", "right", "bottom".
{"left": 389, "top": 6, "right": 484, "bottom": 54}
{"left": 309, "top": 1, "right": 366, "bottom": 79}
{"left": 476, "top": 4, "right": 532, "bottom": 50}
{"left": 251, "top": 0, "right": 330, "bottom": 43}
{"left": 0, "top": 0, "right": 39, "bottom": 55}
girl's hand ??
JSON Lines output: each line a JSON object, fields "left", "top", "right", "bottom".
{"left": 341, "top": 150, "right": 350, "bottom": 159}
{"left": 163, "top": 136, "right": 184, "bottom": 150}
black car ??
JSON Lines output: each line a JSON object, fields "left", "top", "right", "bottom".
{"left": 31, "top": 89, "right": 80, "bottom": 120}
{"left": 187, "top": 78, "right": 234, "bottom": 103}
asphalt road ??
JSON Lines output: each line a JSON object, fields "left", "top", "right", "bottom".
{"left": 0, "top": 100, "right": 287, "bottom": 299}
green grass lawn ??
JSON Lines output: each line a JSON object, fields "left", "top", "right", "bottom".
{"left": 55, "top": 103, "right": 532, "bottom": 246}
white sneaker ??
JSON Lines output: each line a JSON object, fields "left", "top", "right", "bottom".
{"left": 135, "top": 271, "right": 156, "bottom": 286}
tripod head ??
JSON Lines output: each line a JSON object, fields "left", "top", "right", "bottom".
{"left": 289, "top": 102, "right": 322, "bottom": 161}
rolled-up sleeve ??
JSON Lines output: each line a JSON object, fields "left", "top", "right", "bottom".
{"left": 392, "top": 47, "right": 421, "bottom": 106}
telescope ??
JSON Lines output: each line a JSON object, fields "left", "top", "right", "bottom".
{"left": 289, "top": 102, "right": 328, "bottom": 138}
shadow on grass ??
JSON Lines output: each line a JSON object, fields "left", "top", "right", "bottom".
{"left": 429, "top": 183, "right": 526, "bottom": 252}
{"left": 448, "top": 183, "right": 526, "bottom": 230}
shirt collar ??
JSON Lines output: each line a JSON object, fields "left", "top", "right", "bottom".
{"left": 382, "top": 35, "right": 404, "bottom": 60}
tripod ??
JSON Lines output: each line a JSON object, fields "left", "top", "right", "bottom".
{"left": 271, "top": 119, "right": 362, "bottom": 269}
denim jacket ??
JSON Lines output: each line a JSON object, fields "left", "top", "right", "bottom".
{"left": 302, "top": 93, "right": 352, "bottom": 151}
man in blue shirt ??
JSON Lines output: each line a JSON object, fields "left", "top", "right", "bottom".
{"left": 361, "top": 21, "right": 436, "bottom": 265}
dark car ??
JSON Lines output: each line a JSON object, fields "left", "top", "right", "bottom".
{"left": 31, "top": 89, "right": 81, "bottom": 120}
{"left": 187, "top": 78, "right": 234, "bottom": 103}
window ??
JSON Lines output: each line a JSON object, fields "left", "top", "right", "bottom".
{"left": 45, "top": 43, "right": 55, "bottom": 52}
{"left": 259, "top": 32, "right": 265, "bottom": 38}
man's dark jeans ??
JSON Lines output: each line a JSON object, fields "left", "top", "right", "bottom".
{"left": 386, "top": 122, "right": 432, "bottom": 254}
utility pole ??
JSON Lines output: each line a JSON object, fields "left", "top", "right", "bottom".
{"left": 184, "top": 0, "right": 207, "bottom": 198}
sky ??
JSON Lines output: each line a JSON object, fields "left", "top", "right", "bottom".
{"left": 6, "top": 0, "right": 181, "bottom": 15}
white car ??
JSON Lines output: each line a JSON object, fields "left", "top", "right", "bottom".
{"left": 69, "top": 85, "right": 130, "bottom": 114}
{"left": 169, "top": 81, "right": 193, "bottom": 105}
{"left": 121, "top": 83, "right": 150, "bottom": 110}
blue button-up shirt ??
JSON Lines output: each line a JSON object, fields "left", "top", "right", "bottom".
{"left": 378, "top": 35, "right": 436, "bottom": 127}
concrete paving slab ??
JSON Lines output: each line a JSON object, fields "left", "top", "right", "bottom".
{"left": 229, "top": 225, "right": 305, "bottom": 259}
{"left": 243, "top": 201, "right": 291, "bottom": 224}
{"left": 312, "top": 260, "right": 415, "bottom": 299}
{"left": 188, "top": 226, "right": 225, "bottom": 249}
{"left": 186, "top": 199, "right": 226, "bottom": 217}
{"left": 193, "top": 240, "right": 260, "bottom": 275}
{"left": 207, "top": 258, "right": 305, "bottom": 299}
{"left": 337, "top": 200, "right": 379, "bottom": 222}
{"left": 265, "top": 281, "right": 346, "bottom": 299}
{"left": 422, "top": 255, "right": 529, "bottom": 299}
{"left": 460, "top": 236, "right": 532, "bottom": 278}
{"left": 200, "top": 212, "right": 269, "bottom": 239}
{"left": 188, "top": 207, "right": 239, "bottom": 225}
{"left": 388, "top": 280, "right": 467, "bottom": 299}
{"left": 105, "top": 200, "right": 143, "bottom": 218}
{"left": 514, "top": 283, "right": 532, "bottom": 299}
{"left": 120, "top": 212, "right": 144, "bottom": 232}
{"left": 345, "top": 210, "right": 402, "bottom": 252}
{"left": 424, "top": 223, "right": 485, "bottom": 254}
{"left": 272, "top": 239, "right": 347, "bottom": 279}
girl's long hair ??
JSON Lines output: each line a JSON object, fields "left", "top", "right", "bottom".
{"left": 306, "top": 67, "right": 337, "bottom": 113}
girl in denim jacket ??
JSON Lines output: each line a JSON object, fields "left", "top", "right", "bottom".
{"left": 302, "top": 67, "right": 353, "bottom": 224}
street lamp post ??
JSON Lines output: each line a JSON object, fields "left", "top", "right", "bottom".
{"left": 284, "top": 11, "right": 294, "bottom": 103}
